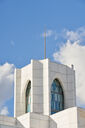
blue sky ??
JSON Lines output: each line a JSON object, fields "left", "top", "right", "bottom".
{"left": 0, "top": 0, "right": 85, "bottom": 117}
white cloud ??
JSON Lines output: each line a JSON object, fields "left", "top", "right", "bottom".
{"left": 41, "top": 29, "right": 58, "bottom": 40}
{"left": 41, "top": 30, "right": 53, "bottom": 37}
{"left": 53, "top": 26, "right": 85, "bottom": 107}
{"left": 0, "top": 63, "right": 15, "bottom": 108}
{"left": 63, "top": 27, "right": 85, "bottom": 42}
{"left": 53, "top": 39, "right": 85, "bottom": 107}
{"left": 0, "top": 106, "right": 9, "bottom": 116}
{"left": 41, "top": 27, "right": 85, "bottom": 42}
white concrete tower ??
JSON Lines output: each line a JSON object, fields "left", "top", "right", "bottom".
{"left": 14, "top": 59, "right": 76, "bottom": 117}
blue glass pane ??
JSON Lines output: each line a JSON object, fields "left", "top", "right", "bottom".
{"left": 60, "top": 95, "right": 63, "bottom": 102}
{"left": 51, "top": 79, "right": 64, "bottom": 114}
{"left": 27, "top": 104, "right": 31, "bottom": 112}
{"left": 52, "top": 83, "right": 56, "bottom": 91}
{"left": 58, "top": 95, "right": 61, "bottom": 101}
{"left": 55, "top": 94, "right": 57, "bottom": 101}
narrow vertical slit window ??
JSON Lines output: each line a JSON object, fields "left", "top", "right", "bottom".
{"left": 26, "top": 81, "right": 31, "bottom": 113}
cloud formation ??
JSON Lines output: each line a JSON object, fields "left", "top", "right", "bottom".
{"left": 53, "top": 27, "right": 85, "bottom": 107}
{"left": 0, "top": 63, "right": 15, "bottom": 108}
{"left": 0, "top": 106, "right": 9, "bottom": 116}
{"left": 41, "top": 30, "right": 53, "bottom": 37}
{"left": 41, "top": 29, "right": 58, "bottom": 39}
{"left": 63, "top": 27, "right": 85, "bottom": 42}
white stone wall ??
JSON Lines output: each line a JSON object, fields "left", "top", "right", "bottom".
{"left": 21, "top": 64, "right": 31, "bottom": 115}
{"left": 48, "top": 61, "right": 76, "bottom": 114}
{"left": 42, "top": 59, "right": 50, "bottom": 115}
{"left": 31, "top": 60, "right": 43, "bottom": 114}
{"left": 18, "top": 112, "right": 49, "bottom": 128}
{"left": 50, "top": 107, "right": 78, "bottom": 128}
{"left": 14, "top": 59, "right": 76, "bottom": 117}
{"left": 1, "top": 107, "right": 85, "bottom": 128}
{"left": 39, "top": 59, "right": 76, "bottom": 115}
{"left": 17, "top": 113, "right": 30, "bottom": 128}
{"left": 50, "top": 107, "right": 85, "bottom": 128}
{"left": 14, "top": 64, "right": 32, "bottom": 117}
{"left": 30, "top": 113, "right": 49, "bottom": 128}
{"left": 0, "top": 115, "right": 23, "bottom": 128}
{"left": 14, "top": 68, "right": 22, "bottom": 117}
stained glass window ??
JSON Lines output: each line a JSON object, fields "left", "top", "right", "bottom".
{"left": 51, "top": 79, "right": 64, "bottom": 114}
{"left": 26, "top": 81, "right": 31, "bottom": 113}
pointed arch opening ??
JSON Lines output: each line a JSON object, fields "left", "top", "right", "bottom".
{"left": 51, "top": 79, "right": 64, "bottom": 114}
{"left": 26, "top": 81, "right": 31, "bottom": 113}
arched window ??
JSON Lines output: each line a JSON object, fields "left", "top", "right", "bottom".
{"left": 26, "top": 81, "right": 31, "bottom": 113}
{"left": 51, "top": 79, "right": 64, "bottom": 114}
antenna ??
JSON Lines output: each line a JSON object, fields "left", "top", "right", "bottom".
{"left": 44, "top": 28, "right": 46, "bottom": 59}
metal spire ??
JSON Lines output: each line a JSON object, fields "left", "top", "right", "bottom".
{"left": 44, "top": 28, "right": 46, "bottom": 59}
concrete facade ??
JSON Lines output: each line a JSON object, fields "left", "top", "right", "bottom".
{"left": 17, "top": 107, "right": 85, "bottom": 128}
{"left": 0, "top": 107, "right": 85, "bottom": 128}
{"left": 0, "top": 59, "right": 85, "bottom": 128}
{"left": 0, "top": 115, "right": 23, "bottom": 128}
{"left": 14, "top": 59, "right": 76, "bottom": 117}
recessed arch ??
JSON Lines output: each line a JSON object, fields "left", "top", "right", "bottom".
{"left": 51, "top": 79, "right": 64, "bottom": 114}
{"left": 25, "top": 80, "right": 31, "bottom": 113}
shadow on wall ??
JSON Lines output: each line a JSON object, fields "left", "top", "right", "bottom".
{"left": 50, "top": 118, "right": 57, "bottom": 128}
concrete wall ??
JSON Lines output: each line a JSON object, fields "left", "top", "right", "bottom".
{"left": 17, "top": 113, "right": 30, "bottom": 128}
{"left": 14, "top": 59, "right": 76, "bottom": 117}
{"left": 40, "top": 59, "right": 76, "bottom": 115}
{"left": 0, "top": 115, "right": 23, "bottom": 128}
{"left": 31, "top": 60, "right": 43, "bottom": 114}
{"left": 1, "top": 107, "right": 85, "bottom": 128}
{"left": 14, "top": 64, "right": 32, "bottom": 117}
{"left": 17, "top": 112, "right": 49, "bottom": 128}
{"left": 48, "top": 60, "right": 76, "bottom": 114}
{"left": 50, "top": 107, "right": 78, "bottom": 128}
{"left": 50, "top": 107, "right": 85, "bottom": 128}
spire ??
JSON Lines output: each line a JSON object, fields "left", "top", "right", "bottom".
{"left": 44, "top": 28, "right": 46, "bottom": 59}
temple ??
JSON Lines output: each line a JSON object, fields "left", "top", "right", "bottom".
{"left": 0, "top": 59, "right": 85, "bottom": 128}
